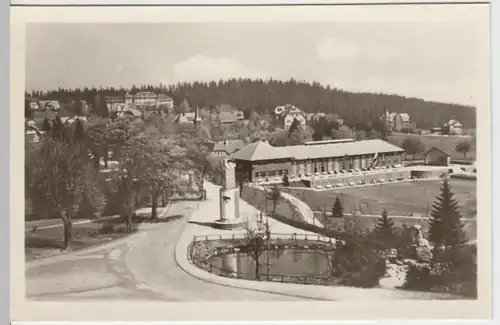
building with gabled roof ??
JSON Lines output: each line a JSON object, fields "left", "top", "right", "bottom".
{"left": 231, "top": 139, "right": 405, "bottom": 182}
{"left": 442, "top": 119, "right": 464, "bottom": 135}
{"left": 423, "top": 147, "right": 451, "bottom": 166}
{"left": 274, "top": 104, "right": 306, "bottom": 130}
{"left": 210, "top": 139, "right": 245, "bottom": 157}
{"left": 178, "top": 98, "right": 192, "bottom": 113}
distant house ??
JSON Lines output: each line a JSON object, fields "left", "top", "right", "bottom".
{"left": 27, "top": 98, "right": 40, "bottom": 111}
{"left": 38, "top": 100, "right": 60, "bottom": 111}
{"left": 442, "top": 119, "right": 464, "bottom": 135}
{"left": 305, "top": 112, "right": 326, "bottom": 123}
{"left": 156, "top": 93, "right": 174, "bottom": 112}
{"left": 393, "top": 113, "right": 410, "bottom": 132}
{"left": 105, "top": 96, "right": 125, "bottom": 111}
{"left": 134, "top": 92, "right": 158, "bottom": 107}
{"left": 60, "top": 116, "right": 89, "bottom": 125}
{"left": 384, "top": 110, "right": 414, "bottom": 132}
{"left": 25, "top": 130, "right": 43, "bottom": 144}
{"left": 424, "top": 147, "right": 451, "bottom": 166}
{"left": 210, "top": 139, "right": 245, "bottom": 157}
{"left": 116, "top": 103, "right": 142, "bottom": 119}
{"left": 178, "top": 98, "right": 192, "bottom": 113}
{"left": 174, "top": 106, "right": 202, "bottom": 125}
{"left": 430, "top": 127, "right": 442, "bottom": 134}
{"left": 125, "top": 92, "right": 134, "bottom": 106}
{"left": 274, "top": 104, "right": 306, "bottom": 130}
{"left": 210, "top": 111, "right": 244, "bottom": 124}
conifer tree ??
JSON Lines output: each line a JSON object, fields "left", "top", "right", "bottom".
{"left": 332, "top": 196, "right": 343, "bottom": 218}
{"left": 375, "top": 208, "right": 395, "bottom": 248}
{"left": 428, "top": 177, "right": 466, "bottom": 253}
{"left": 74, "top": 119, "right": 85, "bottom": 142}
{"left": 73, "top": 100, "right": 84, "bottom": 116}
{"left": 51, "top": 116, "right": 66, "bottom": 139}
{"left": 42, "top": 117, "right": 52, "bottom": 132}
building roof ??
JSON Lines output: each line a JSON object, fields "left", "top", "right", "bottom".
{"left": 285, "top": 139, "right": 404, "bottom": 160}
{"left": 135, "top": 91, "right": 158, "bottom": 98}
{"left": 444, "top": 119, "right": 463, "bottom": 127}
{"left": 174, "top": 112, "right": 201, "bottom": 124}
{"left": 424, "top": 147, "right": 450, "bottom": 157}
{"left": 104, "top": 96, "right": 124, "bottom": 103}
{"left": 157, "top": 93, "right": 174, "bottom": 101}
{"left": 210, "top": 111, "right": 242, "bottom": 123}
{"left": 231, "top": 141, "right": 293, "bottom": 161}
{"left": 212, "top": 140, "right": 245, "bottom": 154}
{"left": 399, "top": 113, "right": 410, "bottom": 122}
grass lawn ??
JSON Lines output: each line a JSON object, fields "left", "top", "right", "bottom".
{"left": 25, "top": 212, "right": 182, "bottom": 262}
{"left": 282, "top": 178, "right": 477, "bottom": 241}
{"left": 283, "top": 178, "right": 476, "bottom": 219}
{"left": 319, "top": 215, "right": 477, "bottom": 242}
{"left": 388, "top": 134, "right": 476, "bottom": 161}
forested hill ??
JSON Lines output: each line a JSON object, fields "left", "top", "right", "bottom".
{"left": 28, "top": 78, "right": 476, "bottom": 129}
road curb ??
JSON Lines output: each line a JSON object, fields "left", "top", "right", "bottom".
{"left": 172, "top": 202, "right": 327, "bottom": 301}
{"left": 26, "top": 204, "right": 172, "bottom": 269}
{"left": 173, "top": 183, "right": 462, "bottom": 301}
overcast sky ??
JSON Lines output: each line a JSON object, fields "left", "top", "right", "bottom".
{"left": 26, "top": 21, "right": 484, "bottom": 106}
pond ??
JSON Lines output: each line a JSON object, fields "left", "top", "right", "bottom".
{"left": 208, "top": 248, "right": 331, "bottom": 279}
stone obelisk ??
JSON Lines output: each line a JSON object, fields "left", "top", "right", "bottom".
{"left": 213, "top": 158, "right": 244, "bottom": 230}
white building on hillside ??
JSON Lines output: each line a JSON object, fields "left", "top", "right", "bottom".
{"left": 274, "top": 104, "right": 306, "bottom": 130}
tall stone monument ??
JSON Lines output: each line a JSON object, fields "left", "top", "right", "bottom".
{"left": 213, "top": 158, "right": 244, "bottom": 229}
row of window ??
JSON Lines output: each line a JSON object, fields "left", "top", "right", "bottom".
{"left": 292, "top": 154, "right": 396, "bottom": 166}
{"left": 295, "top": 157, "right": 401, "bottom": 174}
{"left": 255, "top": 170, "right": 289, "bottom": 178}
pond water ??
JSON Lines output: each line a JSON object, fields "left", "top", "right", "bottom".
{"left": 208, "top": 249, "right": 330, "bottom": 278}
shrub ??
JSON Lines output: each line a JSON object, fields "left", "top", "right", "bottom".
{"left": 99, "top": 222, "right": 115, "bottom": 234}
{"left": 331, "top": 230, "right": 387, "bottom": 288}
{"left": 403, "top": 245, "right": 477, "bottom": 298}
{"left": 403, "top": 262, "right": 432, "bottom": 291}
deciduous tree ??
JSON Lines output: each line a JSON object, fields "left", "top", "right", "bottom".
{"left": 28, "top": 136, "right": 103, "bottom": 249}
{"left": 455, "top": 140, "right": 471, "bottom": 158}
{"left": 401, "top": 137, "right": 426, "bottom": 160}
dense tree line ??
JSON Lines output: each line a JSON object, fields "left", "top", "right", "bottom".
{"left": 26, "top": 78, "right": 476, "bottom": 129}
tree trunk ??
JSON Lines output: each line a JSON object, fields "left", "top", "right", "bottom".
{"left": 126, "top": 211, "right": 133, "bottom": 233}
{"left": 61, "top": 210, "right": 73, "bottom": 250}
{"left": 151, "top": 190, "right": 158, "bottom": 220}
{"left": 255, "top": 259, "right": 260, "bottom": 280}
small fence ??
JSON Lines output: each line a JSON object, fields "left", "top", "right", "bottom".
{"left": 188, "top": 233, "right": 333, "bottom": 286}
{"left": 191, "top": 232, "right": 334, "bottom": 244}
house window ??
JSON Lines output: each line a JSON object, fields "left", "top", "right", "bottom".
{"left": 321, "top": 161, "right": 326, "bottom": 173}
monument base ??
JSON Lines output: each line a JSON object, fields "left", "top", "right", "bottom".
{"left": 213, "top": 218, "right": 245, "bottom": 230}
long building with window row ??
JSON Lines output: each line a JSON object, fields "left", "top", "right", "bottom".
{"left": 231, "top": 138, "right": 405, "bottom": 182}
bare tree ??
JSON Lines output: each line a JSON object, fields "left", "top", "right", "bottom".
{"left": 267, "top": 184, "right": 282, "bottom": 215}
{"left": 242, "top": 221, "right": 268, "bottom": 280}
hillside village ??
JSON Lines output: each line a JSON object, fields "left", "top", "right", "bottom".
{"left": 26, "top": 87, "right": 470, "bottom": 163}
{"left": 24, "top": 79, "right": 477, "bottom": 301}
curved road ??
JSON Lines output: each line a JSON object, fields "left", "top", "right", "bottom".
{"left": 26, "top": 202, "right": 302, "bottom": 301}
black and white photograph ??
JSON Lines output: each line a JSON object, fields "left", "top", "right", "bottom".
{"left": 11, "top": 2, "right": 492, "bottom": 322}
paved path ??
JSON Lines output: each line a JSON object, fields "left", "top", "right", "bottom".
{"left": 25, "top": 181, "right": 459, "bottom": 301}
{"left": 25, "top": 200, "right": 301, "bottom": 301}
{"left": 174, "top": 182, "right": 458, "bottom": 301}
